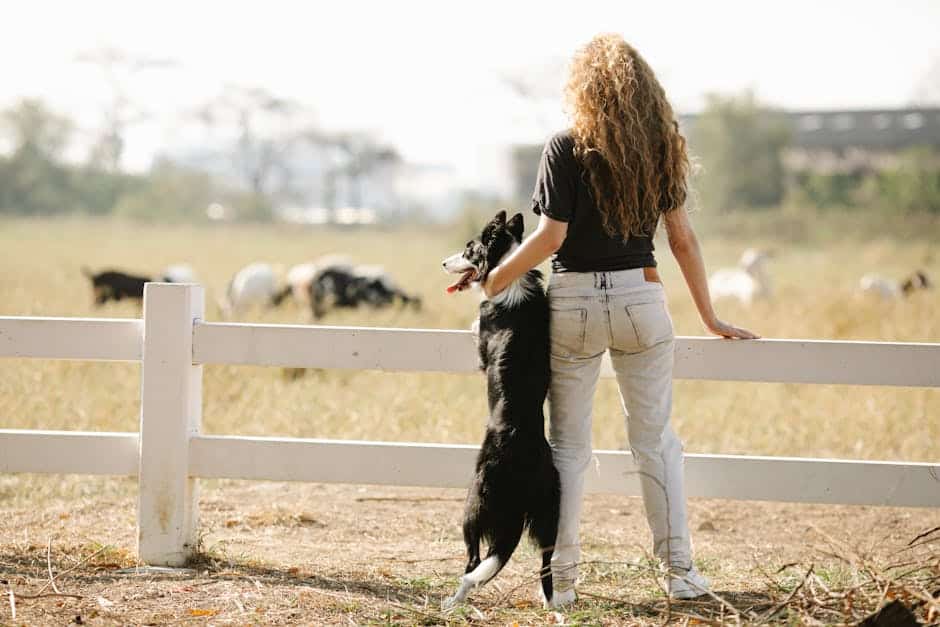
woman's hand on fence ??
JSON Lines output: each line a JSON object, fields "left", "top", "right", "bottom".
{"left": 704, "top": 318, "right": 760, "bottom": 339}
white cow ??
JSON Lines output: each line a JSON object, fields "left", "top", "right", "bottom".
{"left": 219, "top": 262, "right": 279, "bottom": 318}
{"left": 281, "top": 256, "right": 355, "bottom": 308}
{"left": 285, "top": 262, "right": 320, "bottom": 304}
{"left": 160, "top": 264, "right": 198, "bottom": 284}
{"left": 859, "top": 270, "right": 932, "bottom": 300}
{"left": 708, "top": 249, "right": 773, "bottom": 306}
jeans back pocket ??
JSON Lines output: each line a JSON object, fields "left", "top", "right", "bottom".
{"left": 550, "top": 307, "right": 587, "bottom": 358}
{"left": 625, "top": 301, "right": 674, "bottom": 349}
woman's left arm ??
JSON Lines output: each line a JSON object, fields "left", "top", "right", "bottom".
{"left": 483, "top": 214, "right": 568, "bottom": 298}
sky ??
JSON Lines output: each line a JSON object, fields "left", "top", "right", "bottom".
{"left": 1, "top": 0, "right": 938, "bottom": 191}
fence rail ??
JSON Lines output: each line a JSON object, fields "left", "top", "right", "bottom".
{"left": 1, "top": 283, "right": 938, "bottom": 566}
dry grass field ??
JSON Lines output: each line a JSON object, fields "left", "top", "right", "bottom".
{"left": 1, "top": 212, "right": 938, "bottom": 624}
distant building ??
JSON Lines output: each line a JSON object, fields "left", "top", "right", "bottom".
{"left": 510, "top": 107, "right": 940, "bottom": 202}
{"left": 680, "top": 107, "right": 940, "bottom": 173}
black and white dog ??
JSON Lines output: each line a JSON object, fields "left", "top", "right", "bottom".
{"left": 441, "top": 210, "right": 560, "bottom": 609}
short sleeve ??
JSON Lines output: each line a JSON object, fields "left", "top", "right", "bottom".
{"left": 531, "top": 134, "right": 577, "bottom": 223}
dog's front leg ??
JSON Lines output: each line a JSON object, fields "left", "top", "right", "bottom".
{"left": 476, "top": 330, "right": 490, "bottom": 371}
{"left": 470, "top": 317, "right": 485, "bottom": 368}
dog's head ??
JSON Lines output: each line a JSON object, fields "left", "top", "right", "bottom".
{"left": 442, "top": 210, "right": 524, "bottom": 294}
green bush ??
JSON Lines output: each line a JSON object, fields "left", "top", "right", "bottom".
{"left": 111, "top": 160, "right": 215, "bottom": 222}
{"left": 787, "top": 147, "right": 940, "bottom": 214}
{"left": 859, "top": 147, "right": 940, "bottom": 213}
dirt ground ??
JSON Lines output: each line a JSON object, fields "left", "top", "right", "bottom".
{"left": 1, "top": 480, "right": 938, "bottom": 625}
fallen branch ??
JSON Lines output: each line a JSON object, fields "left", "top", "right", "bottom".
{"left": 34, "top": 545, "right": 111, "bottom": 596}
{"left": 46, "top": 538, "right": 61, "bottom": 594}
{"left": 12, "top": 592, "right": 84, "bottom": 602}
{"left": 354, "top": 496, "right": 462, "bottom": 503}
{"left": 388, "top": 600, "right": 449, "bottom": 623}
{"left": 760, "top": 563, "right": 814, "bottom": 622}
{"left": 907, "top": 526, "right": 940, "bottom": 547}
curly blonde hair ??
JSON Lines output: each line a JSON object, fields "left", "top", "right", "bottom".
{"left": 565, "top": 33, "right": 690, "bottom": 238}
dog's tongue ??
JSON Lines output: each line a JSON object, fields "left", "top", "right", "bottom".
{"left": 446, "top": 269, "right": 476, "bottom": 294}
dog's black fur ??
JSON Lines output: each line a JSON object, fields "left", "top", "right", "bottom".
{"left": 443, "top": 211, "right": 560, "bottom": 607}
{"left": 82, "top": 268, "right": 152, "bottom": 306}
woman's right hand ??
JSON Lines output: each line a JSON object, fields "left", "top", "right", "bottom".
{"left": 704, "top": 318, "right": 760, "bottom": 339}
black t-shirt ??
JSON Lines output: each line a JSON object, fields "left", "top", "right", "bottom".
{"left": 531, "top": 129, "right": 657, "bottom": 272}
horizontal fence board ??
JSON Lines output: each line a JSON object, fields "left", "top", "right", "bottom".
{"left": 671, "top": 337, "right": 940, "bottom": 387}
{"left": 0, "top": 429, "right": 139, "bottom": 475}
{"left": 190, "top": 436, "right": 940, "bottom": 508}
{"left": 195, "top": 322, "right": 479, "bottom": 372}
{"left": 190, "top": 436, "right": 480, "bottom": 487}
{"left": 0, "top": 317, "right": 142, "bottom": 362}
{"left": 194, "top": 322, "right": 940, "bottom": 387}
{"left": 682, "top": 454, "right": 940, "bottom": 507}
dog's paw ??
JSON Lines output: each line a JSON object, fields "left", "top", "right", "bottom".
{"left": 441, "top": 595, "right": 459, "bottom": 611}
{"left": 470, "top": 317, "right": 480, "bottom": 338}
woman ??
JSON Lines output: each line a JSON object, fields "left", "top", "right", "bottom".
{"left": 483, "top": 33, "right": 758, "bottom": 606}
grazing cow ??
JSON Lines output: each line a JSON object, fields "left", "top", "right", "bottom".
{"left": 160, "top": 264, "right": 198, "bottom": 284}
{"left": 901, "top": 270, "right": 932, "bottom": 295}
{"left": 308, "top": 261, "right": 420, "bottom": 318}
{"left": 281, "top": 262, "right": 319, "bottom": 305}
{"left": 859, "top": 270, "right": 932, "bottom": 300}
{"left": 83, "top": 264, "right": 201, "bottom": 307}
{"left": 276, "top": 257, "right": 354, "bottom": 308}
{"left": 708, "top": 249, "right": 773, "bottom": 306}
{"left": 219, "top": 263, "right": 282, "bottom": 318}
{"left": 82, "top": 268, "right": 151, "bottom": 306}
{"left": 352, "top": 265, "right": 422, "bottom": 309}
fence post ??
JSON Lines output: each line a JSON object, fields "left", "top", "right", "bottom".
{"left": 138, "top": 283, "right": 204, "bottom": 566}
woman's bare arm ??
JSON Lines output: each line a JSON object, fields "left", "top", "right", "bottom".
{"left": 663, "top": 209, "right": 759, "bottom": 339}
{"left": 483, "top": 214, "right": 567, "bottom": 298}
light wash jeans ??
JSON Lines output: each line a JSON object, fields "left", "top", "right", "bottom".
{"left": 547, "top": 267, "right": 691, "bottom": 593}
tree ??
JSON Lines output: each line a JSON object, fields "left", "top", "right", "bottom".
{"left": 1, "top": 98, "right": 72, "bottom": 159}
{"left": 689, "top": 92, "right": 790, "bottom": 211}
{"left": 327, "top": 131, "right": 401, "bottom": 208}
{"left": 75, "top": 47, "right": 178, "bottom": 171}
{"left": 111, "top": 159, "right": 215, "bottom": 221}
{"left": 194, "top": 86, "right": 316, "bottom": 220}
{"left": 0, "top": 99, "right": 75, "bottom": 214}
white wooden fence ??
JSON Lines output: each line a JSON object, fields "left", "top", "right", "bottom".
{"left": 1, "top": 283, "right": 938, "bottom": 566}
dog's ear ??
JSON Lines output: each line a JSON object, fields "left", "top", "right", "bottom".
{"left": 492, "top": 210, "right": 506, "bottom": 225}
{"left": 507, "top": 213, "right": 524, "bottom": 240}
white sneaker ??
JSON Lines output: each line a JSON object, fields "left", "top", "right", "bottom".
{"left": 667, "top": 566, "right": 710, "bottom": 600}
